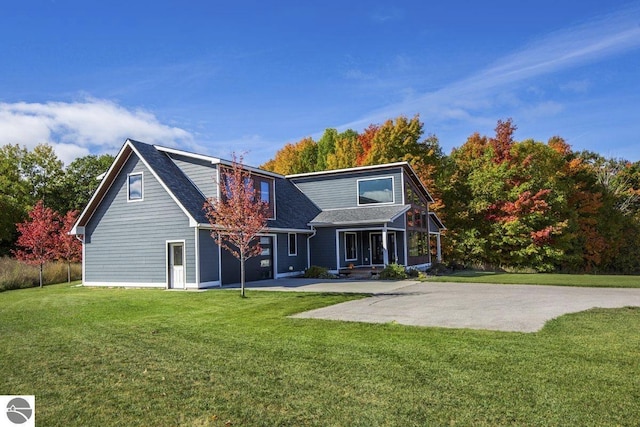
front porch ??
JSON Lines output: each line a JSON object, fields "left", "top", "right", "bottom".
{"left": 338, "top": 266, "right": 382, "bottom": 279}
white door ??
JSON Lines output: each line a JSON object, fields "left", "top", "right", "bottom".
{"left": 169, "top": 243, "right": 185, "bottom": 289}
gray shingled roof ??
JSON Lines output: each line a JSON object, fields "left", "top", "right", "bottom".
{"left": 129, "top": 140, "right": 209, "bottom": 224}
{"left": 267, "top": 178, "right": 320, "bottom": 230}
{"left": 309, "top": 204, "right": 410, "bottom": 226}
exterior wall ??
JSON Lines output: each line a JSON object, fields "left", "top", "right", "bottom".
{"left": 168, "top": 154, "right": 218, "bottom": 198}
{"left": 198, "top": 228, "right": 219, "bottom": 284}
{"left": 276, "top": 233, "right": 308, "bottom": 275}
{"left": 84, "top": 154, "right": 196, "bottom": 286}
{"left": 309, "top": 227, "right": 337, "bottom": 270}
{"left": 291, "top": 168, "right": 404, "bottom": 209}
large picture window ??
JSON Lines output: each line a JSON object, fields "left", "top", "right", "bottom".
{"left": 358, "top": 177, "right": 394, "bottom": 205}
{"left": 128, "top": 173, "right": 143, "bottom": 201}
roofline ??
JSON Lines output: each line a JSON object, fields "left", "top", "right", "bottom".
{"left": 155, "top": 144, "right": 284, "bottom": 179}
{"left": 196, "top": 223, "right": 313, "bottom": 234}
{"left": 71, "top": 141, "right": 133, "bottom": 234}
{"left": 308, "top": 205, "right": 410, "bottom": 227}
{"left": 71, "top": 139, "right": 200, "bottom": 234}
{"left": 429, "top": 212, "right": 447, "bottom": 230}
{"left": 286, "top": 162, "right": 410, "bottom": 178}
{"left": 154, "top": 145, "right": 222, "bottom": 164}
{"left": 287, "top": 162, "right": 434, "bottom": 203}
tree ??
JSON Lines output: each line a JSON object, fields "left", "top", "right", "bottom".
{"left": 0, "top": 144, "right": 29, "bottom": 254}
{"left": 62, "top": 154, "right": 114, "bottom": 211}
{"left": 55, "top": 210, "right": 82, "bottom": 282}
{"left": 13, "top": 200, "right": 60, "bottom": 288}
{"left": 203, "top": 154, "right": 269, "bottom": 297}
{"left": 22, "top": 144, "right": 65, "bottom": 210}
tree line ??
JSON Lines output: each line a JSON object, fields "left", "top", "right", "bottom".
{"left": 262, "top": 115, "right": 640, "bottom": 274}
{"left": 0, "top": 143, "right": 113, "bottom": 255}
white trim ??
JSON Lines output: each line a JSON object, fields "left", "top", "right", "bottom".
{"left": 81, "top": 235, "right": 86, "bottom": 283}
{"left": 197, "top": 223, "right": 313, "bottom": 234}
{"left": 127, "top": 171, "right": 144, "bottom": 202}
{"left": 159, "top": 144, "right": 282, "bottom": 179}
{"left": 344, "top": 232, "right": 358, "bottom": 262}
{"left": 288, "top": 232, "right": 297, "bottom": 256}
{"left": 166, "top": 239, "right": 186, "bottom": 289}
{"left": 154, "top": 145, "right": 222, "bottom": 164}
{"left": 83, "top": 281, "right": 166, "bottom": 288}
{"left": 71, "top": 147, "right": 133, "bottom": 234}
{"left": 287, "top": 162, "right": 409, "bottom": 178}
{"left": 357, "top": 175, "right": 396, "bottom": 206}
{"left": 369, "top": 231, "right": 397, "bottom": 266}
{"left": 127, "top": 140, "right": 198, "bottom": 225}
{"left": 194, "top": 227, "right": 200, "bottom": 286}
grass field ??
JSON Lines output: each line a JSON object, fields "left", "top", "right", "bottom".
{"left": 1, "top": 283, "right": 639, "bottom": 426}
{"left": 425, "top": 271, "right": 640, "bottom": 288}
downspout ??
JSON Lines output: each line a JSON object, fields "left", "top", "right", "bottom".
{"left": 307, "top": 225, "right": 317, "bottom": 270}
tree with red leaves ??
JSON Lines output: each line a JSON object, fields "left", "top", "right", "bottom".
{"left": 203, "top": 154, "right": 269, "bottom": 297}
{"left": 55, "top": 209, "right": 82, "bottom": 283}
{"left": 13, "top": 200, "right": 60, "bottom": 288}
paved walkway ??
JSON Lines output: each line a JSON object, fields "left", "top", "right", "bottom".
{"left": 228, "top": 279, "right": 640, "bottom": 332}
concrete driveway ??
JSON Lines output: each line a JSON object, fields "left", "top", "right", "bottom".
{"left": 236, "top": 279, "right": 640, "bottom": 332}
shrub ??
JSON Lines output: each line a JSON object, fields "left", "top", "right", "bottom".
{"left": 304, "top": 265, "right": 334, "bottom": 279}
{"left": 379, "top": 263, "right": 407, "bottom": 280}
{"left": 0, "top": 257, "right": 82, "bottom": 292}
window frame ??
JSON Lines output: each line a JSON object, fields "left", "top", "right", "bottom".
{"left": 344, "top": 232, "right": 358, "bottom": 262}
{"left": 288, "top": 233, "right": 297, "bottom": 256}
{"left": 127, "top": 172, "right": 144, "bottom": 202}
{"left": 357, "top": 176, "right": 395, "bottom": 206}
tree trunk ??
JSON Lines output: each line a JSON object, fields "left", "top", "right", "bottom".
{"left": 39, "top": 263, "right": 43, "bottom": 288}
{"left": 67, "top": 262, "right": 71, "bottom": 283}
{"left": 240, "top": 255, "right": 246, "bottom": 297}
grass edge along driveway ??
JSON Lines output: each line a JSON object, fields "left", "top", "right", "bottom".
{"left": 1, "top": 283, "right": 639, "bottom": 426}
{"left": 425, "top": 271, "right": 640, "bottom": 288}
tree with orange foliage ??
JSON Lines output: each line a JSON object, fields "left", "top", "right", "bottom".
{"left": 13, "top": 200, "right": 60, "bottom": 287}
{"left": 203, "top": 154, "right": 269, "bottom": 297}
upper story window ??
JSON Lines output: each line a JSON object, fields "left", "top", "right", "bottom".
{"left": 255, "top": 176, "right": 275, "bottom": 219}
{"left": 128, "top": 172, "right": 143, "bottom": 201}
{"left": 357, "top": 177, "right": 394, "bottom": 205}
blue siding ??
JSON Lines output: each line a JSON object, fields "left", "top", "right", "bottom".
{"left": 291, "top": 168, "right": 404, "bottom": 209}
{"left": 276, "top": 233, "right": 308, "bottom": 274}
{"left": 168, "top": 154, "right": 218, "bottom": 199}
{"left": 198, "top": 229, "right": 219, "bottom": 283}
{"left": 309, "top": 228, "right": 337, "bottom": 269}
{"left": 84, "top": 154, "right": 195, "bottom": 285}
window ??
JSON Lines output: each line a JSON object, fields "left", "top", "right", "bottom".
{"left": 261, "top": 181, "right": 269, "bottom": 203}
{"left": 128, "top": 173, "right": 143, "bottom": 201}
{"left": 358, "top": 177, "right": 394, "bottom": 205}
{"left": 345, "top": 232, "right": 357, "bottom": 261}
{"left": 255, "top": 177, "right": 275, "bottom": 218}
{"left": 288, "top": 233, "right": 297, "bottom": 256}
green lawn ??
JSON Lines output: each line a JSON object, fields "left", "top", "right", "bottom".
{"left": 1, "top": 284, "right": 640, "bottom": 426}
{"left": 425, "top": 271, "right": 640, "bottom": 287}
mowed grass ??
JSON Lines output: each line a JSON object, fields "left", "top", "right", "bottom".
{"left": 426, "top": 271, "right": 640, "bottom": 288}
{"left": 1, "top": 284, "right": 640, "bottom": 426}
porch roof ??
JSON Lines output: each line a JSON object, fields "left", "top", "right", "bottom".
{"left": 309, "top": 204, "right": 410, "bottom": 226}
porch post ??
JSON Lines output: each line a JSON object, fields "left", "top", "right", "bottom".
{"left": 382, "top": 225, "right": 389, "bottom": 265}
{"left": 436, "top": 233, "right": 442, "bottom": 263}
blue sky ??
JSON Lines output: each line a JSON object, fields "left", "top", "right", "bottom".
{"left": 1, "top": 1, "right": 639, "bottom": 166}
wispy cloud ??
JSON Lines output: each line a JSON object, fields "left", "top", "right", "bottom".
{"left": 0, "top": 98, "right": 194, "bottom": 165}
{"left": 341, "top": 3, "right": 640, "bottom": 133}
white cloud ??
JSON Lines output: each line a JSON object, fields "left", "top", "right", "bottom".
{"left": 0, "top": 98, "right": 194, "bottom": 165}
{"left": 339, "top": 3, "right": 640, "bottom": 136}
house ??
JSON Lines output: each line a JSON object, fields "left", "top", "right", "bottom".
{"left": 71, "top": 139, "right": 445, "bottom": 289}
